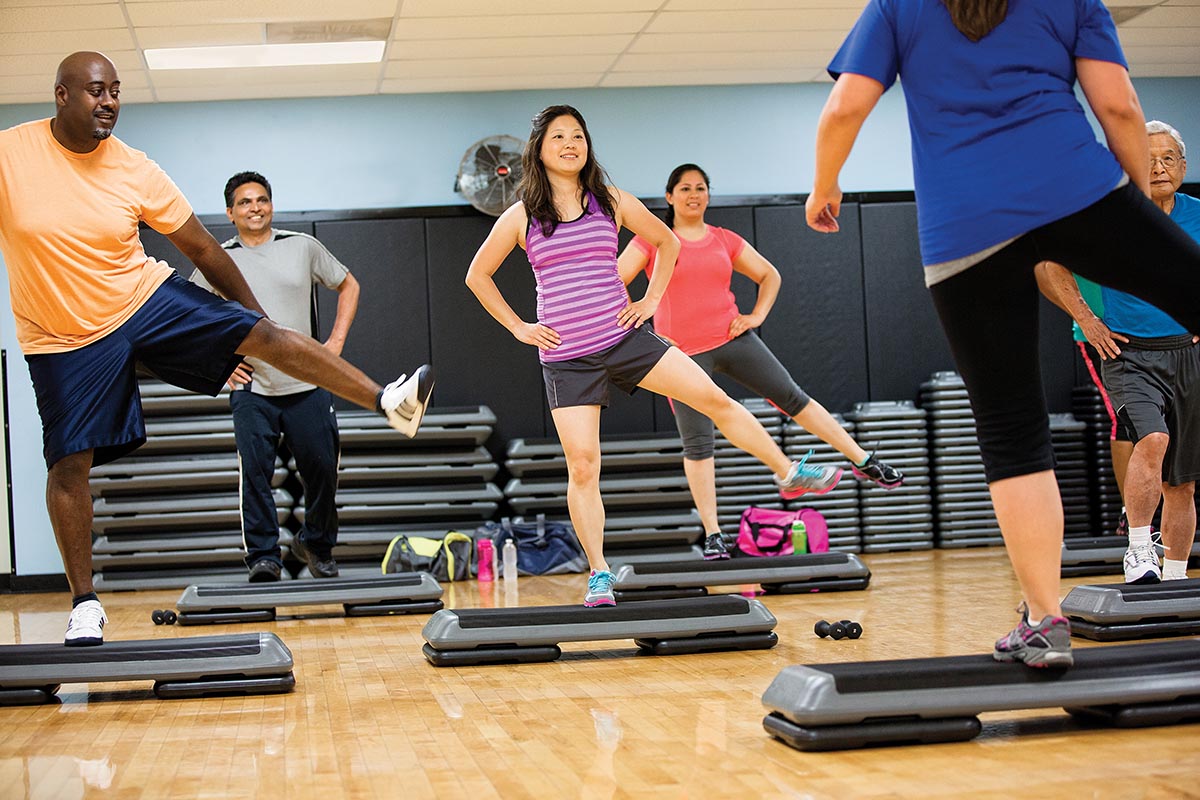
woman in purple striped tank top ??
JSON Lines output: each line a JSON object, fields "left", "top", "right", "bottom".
{"left": 466, "top": 105, "right": 830, "bottom": 607}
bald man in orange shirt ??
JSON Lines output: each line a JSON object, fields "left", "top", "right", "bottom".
{"left": 0, "top": 52, "right": 434, "bottom": 646}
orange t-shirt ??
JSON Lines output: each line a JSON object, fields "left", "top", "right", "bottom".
{"left": 0, "top": 119, "right": 192, "bottom": 353}
{"left": 632, "top": 225, "right": 747, "bottom": 356}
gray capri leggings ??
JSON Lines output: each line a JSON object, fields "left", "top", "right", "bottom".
{"left": 674, "top": 331, "right": 810, "bottom": 460}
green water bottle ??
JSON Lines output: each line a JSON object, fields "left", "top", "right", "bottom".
{"left": 791, "top": 518, "right": 808, "bottom": 554}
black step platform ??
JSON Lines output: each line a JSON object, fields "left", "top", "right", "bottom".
{"left": 1062, "top": 578, "right": 1200, "bottom": 641}
{"left": 175, "top": 573, "right": 444, "bottom": 624}
{"left": 421, "top": 595, "right": 778, "bottom": 666}
{"left": 761, "top": 639, "right": 1200, "bottom": 751}
{"left": 0, "top": 632, "right": 295, "bottom": 705}
{"left": 611, "top": 553, "right": 871, "bottom": 600}
{"left": 1062, "top": 538, "right": 1200, "bottom": 577}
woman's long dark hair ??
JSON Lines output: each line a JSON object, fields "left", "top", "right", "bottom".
{"left": 942, "top": 0, "right": 1007, "bottom": 42}
{"left": 663, "top": 163, "right": 711, "bottom": 229}
{"left": 519, "top": 104, "right": 615, "bottom": 238}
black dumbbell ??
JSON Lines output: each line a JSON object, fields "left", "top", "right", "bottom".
{"left": 163, "top": 610, "right": 178, "bottom": 625}
{"left": 814, "top": 620, "right": 848, "bottom": 640}
{"left": 151, "top": 609, "right": 166, "bottom": 625}
{"left": 840, "top": 619, "right": 863, "bottom": 639}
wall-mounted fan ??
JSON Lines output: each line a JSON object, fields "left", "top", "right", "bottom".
{"left": 455, "top": 134, "right": 524, "bottom": 217}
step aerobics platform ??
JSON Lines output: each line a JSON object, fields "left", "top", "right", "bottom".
{"left": 1062, "top": 578, "right": 1200, "bottom": 641}
{"left": 761, "top": 639, "right": 1200, "bottom": 751}
{"left": 1061, "top": 538, "right": 1200, "bottom": 577}
{"left": 175, "top": 573, "right": 444, "bottom": 624}
{"left": 610, "top": 553, "right": 871, "bottom": 600}
{"left": 0, "top": 632, "right": 295, "bottom": 705}
{"left": 421, "top": 595, "right": 778, "bottom": 666}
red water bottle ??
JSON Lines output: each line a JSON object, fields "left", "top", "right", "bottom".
{"left": 477, "top": 539, "right": 495, "bottom": 582}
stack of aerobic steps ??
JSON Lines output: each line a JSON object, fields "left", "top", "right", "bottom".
{"left": 91, "top": 379, "right": 295, "bottom": 590}
{"left": 845, "top": 401, "right": 934, "bottom": 552}
{"left": 713, "top": 398, "right": 788, "bottom": 535}
{"left": 1071, "top": 384, "right": 1123, "bottom": 537}
{"left": 300, "top": 407, "right": 503, "bottom": 578}
{"left": 919, "top": 372, "right": 1001, "bottom": 548}
{"left": 1049, "top": 413, "right": 1093, "bottom": 540}
{"left": 781, "top": 413, "right": 862, "bottom": 552}
{"left": 504, "top": 431, "right": 703, "bottom": 564}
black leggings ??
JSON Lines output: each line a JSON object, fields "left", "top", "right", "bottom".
{"left": 930, "top": 183, "right": 1200, "bottom": 482}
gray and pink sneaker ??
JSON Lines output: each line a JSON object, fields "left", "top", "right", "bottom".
{"left": 993, "top": 604, "right": 1073, "bottom": 668}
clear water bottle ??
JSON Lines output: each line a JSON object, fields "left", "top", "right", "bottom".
{"left": 502, "top": 538, "right": 518, "bottom": 581}
{"left": 476, "top": 539, "right": 495, "bottom": 582}
{"left": 791, "top": 519, "right": 808, "bottom": 554}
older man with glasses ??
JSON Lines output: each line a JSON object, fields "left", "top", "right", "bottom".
{"left": 1040, "top": 120, "right": 1199, "bottom": 583}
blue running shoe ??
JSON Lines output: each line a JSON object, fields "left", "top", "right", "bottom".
{"left": 584, "top": 569, "right": 616, "bottom": 607}
{"left": 776, "top": 450, "right": 842, "bottom": 500}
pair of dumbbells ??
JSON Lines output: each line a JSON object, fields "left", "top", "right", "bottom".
{"left": 151, "top": 609, "right": 178, "bottom": 625}
{"left": 814, "top": 619, "right": 863, "bottom": 640}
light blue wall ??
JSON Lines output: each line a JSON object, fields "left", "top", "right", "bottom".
{"left": 2, "top": 76, "right": 1199, "bottom": 576}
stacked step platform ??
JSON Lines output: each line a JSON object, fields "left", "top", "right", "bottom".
{"left": 919, "top": 372, "right": 999, "bottom": 548}
{"left": 713, "top": 398, "right": 788, "bottom": 535}
{"left": 92, "top": 379, "right": 295, "bottom": 590}
{"left": 781, "top": 413, "right": 862, "bottom": 553}
{"left": 1071, "top": 383, "right": 1123, "bottom": 537}
{"left": 845, "top": 401, "right": 934, "bottom": 553}
{"left": 1049, "top": 413, "right": 1093, "bottom": 540}
{"left": 301, "top": 406, "right": 503, "bottom": 578}
{"left": 504, "top": 431, "right": 703, "bottom": 564}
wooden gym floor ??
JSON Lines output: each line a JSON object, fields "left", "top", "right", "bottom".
{"left": 1, "top": 547, "right": 1198, "bottom": 800}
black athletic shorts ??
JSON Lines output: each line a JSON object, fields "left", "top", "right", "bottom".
{"left": 541, "top": 325, "right": 672, "bottom": 410}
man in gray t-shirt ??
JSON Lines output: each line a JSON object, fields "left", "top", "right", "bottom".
{"left": 192, "top": 171, "right": 360, "bottom": 581}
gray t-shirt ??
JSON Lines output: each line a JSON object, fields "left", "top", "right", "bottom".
{"left": 191, "top": 229, "right": 350, "bottom": 396}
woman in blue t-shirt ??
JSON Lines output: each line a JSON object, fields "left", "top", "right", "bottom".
{"left": 808, "top": 0, "right": 1200, "bottom": 668}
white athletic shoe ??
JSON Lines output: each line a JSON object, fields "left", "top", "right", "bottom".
{"left": 64, "top": 599, "right": 107, "bottom": 647}
{"left": 1123, "top": 543, "right": 1162, "bottom": 585}
{"left": 380, "top": 365, "right": 434, "bottom": 438}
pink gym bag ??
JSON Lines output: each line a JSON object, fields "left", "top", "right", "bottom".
{"left": 736, "top": 507, "right": 829, "bottom": 557}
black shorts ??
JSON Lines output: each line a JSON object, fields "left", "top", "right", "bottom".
{"left": 1101, "top": 334, "right": 1200, "bottom": 485}
{"left": 541, "top": 325, "right": 672, "bottom": 410}
{"left": 25, "top": 273, "right": 262, "bottom": 468}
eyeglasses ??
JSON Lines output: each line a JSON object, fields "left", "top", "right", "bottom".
{"left": 1151, "top": 154, "right": 1184, "bottom": 169}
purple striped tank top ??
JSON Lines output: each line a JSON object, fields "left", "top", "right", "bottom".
{"left": 526, "top": 192, "right": 630, "bottom": 363}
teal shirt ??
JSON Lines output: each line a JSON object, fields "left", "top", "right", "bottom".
{"left": 1072, "top": 275, "right": 1105, "bottom": 343}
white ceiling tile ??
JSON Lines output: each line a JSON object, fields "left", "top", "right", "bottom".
{"left": 107, "top": 87, "right": 157, "bottom": 104}
{"left": 0, "top": 50, "right": 143, "bottom": 77}
{"left": 127, "top": 1, "right": 398, "bottom": 27}
{"left": 0, "top": 92, "right": 51, "bottom": 104}
{"left": 391, "top": 34, "right": 633, "bottom": 59}
{"left": 647, "top": 9, "right": 862, "bottom": 32}
{"left": 629, "top": 30, "right": 845, "bottom": 52}
{"left": 386, "top": 54, "right": 613, "bottom": 79}
{"left": 0, "top": 29, "right": 136, "bottom": 55}
{"left": 401, "top": 0, "right": 660, "bottom": 15}
{"left": 1121, "top": 7, "right": 1200, "bottom": 25}
{"left": 1129, "top": 62, "right": 1200, "bottom": 76}
{"left": 1123, "top": 44, "right": 1200, "bottom": 64}
{"left": 601, "top": 67, "right": 814, "bottom": 86}
{"left": 147, "top": 62, "right": 381, "bottom": 88}
{"left": 153, "top": 81, "right": 378, "bottom": 102}
{"left": 380, "top": 74, "right": 602, "bottom": 93}
{"left": 1117, "top": 26, "right": 1200, "bottom": 46}
{"left": 665, "top": 0, "right": 866, "bottom": 7}
{"left": 616, "top": 50, "right": 827, "bottom": 71}
{"left": 136, "top": 24, "right": 265, "bottom": 49}
{"left": 4, "top": 70, "right": 147, "bottom": 94}
{"left": 0, "top": 4, "right": 128, "bottom": 32}
{"left": 1, "top": 0, "right": 120, "bottom": 6}
{"left": 392, "top": 13, "right": 652, "bottom": 39}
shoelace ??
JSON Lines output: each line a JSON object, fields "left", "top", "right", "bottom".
{"left": 791, "top": 449, "right": 826, "bottom": 479}
{"left": 69, "top": 604, "right": 106, "bottom": 630}
{"left": 588, "top": 571, "right": 613, "bottom": 592}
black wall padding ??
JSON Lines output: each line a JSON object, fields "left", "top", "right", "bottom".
{"left": 312, "top": 219, "right": 431, "bottom": 406}
{"left": 754, "top": 203, "right": 870, "bottom": 412}
{"left": 424, "top": 216, "right": 547, "bottom": 452}
{"left": 859, "top": 203, "right": 957, "bottom": 403}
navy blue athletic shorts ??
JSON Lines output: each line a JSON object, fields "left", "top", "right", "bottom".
{"left": 25, "top": 273, "right": 262, "bottom": 468}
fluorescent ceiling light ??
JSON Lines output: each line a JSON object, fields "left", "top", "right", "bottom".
{"left": 145, "top": 41, "right": 385, "bottom": 70}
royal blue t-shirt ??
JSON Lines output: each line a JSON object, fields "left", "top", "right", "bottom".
{"left": 1102, "top": 192, "right": 1200, "bottom": 337}
{"left": 829, "top": 0, "right": 1127, "bottom": 266}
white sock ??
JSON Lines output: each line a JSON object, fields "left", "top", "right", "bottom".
{"left": 1128, "top": 525, "right": 1152, "bottom": 549}
{"left": 1163, "top": 558, "right": 1189, "bottom": 580}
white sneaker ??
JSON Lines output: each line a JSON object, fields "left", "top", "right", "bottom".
{"left": 1123, "top": 543, "right": 1162, "bottom": 585}
{"left": 380, "top": 364, "right": 434, "bottom": 438}
{"left": 64, "top": 599, "right": 107, "bottom": 646}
